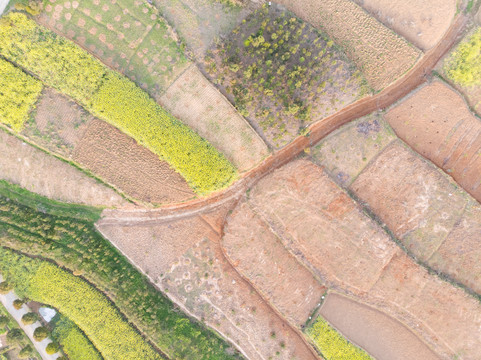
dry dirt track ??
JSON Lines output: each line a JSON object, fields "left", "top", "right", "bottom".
{"left": 99, "top": 13, "right": 468, "bottom": 226}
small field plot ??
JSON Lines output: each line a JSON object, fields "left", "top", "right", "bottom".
{"left": 385, "top": 81, "right": 481, "bottom": 202}
{"left": 73, "top": 119, "right": 194, "bottom": 204}
{"left": 21, "top": 88, "right": 94, "bottom": 158}
{"left": 160, "top": 65, "right": 269, "bottom": 171}
{"left": 39, "top": 0, "right": 189, "bottom": 99}
{"left": 352, "top": 0, "right": 456, "bottom": 50}
{"left": 0, "top": 58, "right": 43, "bottom": 132}
{"left": 441, "top": 27, "right": 481, "bottom": 115}
{"left": 275, "top": 0, "right": 421, "bottom": 91}
{"left": 0, "top": 130, "right": 125, "bottom": 207}
{"left": 222, "top": 201, "right": 326, "bottom": 327}
{"left": 203, "top": 4, "right": 365, "bottom": 147}
{"left": 311, "top": 114, "right": 397, "bottom": 187}
{"left": 153, "top": 0, "right": 249, "bottom": 57}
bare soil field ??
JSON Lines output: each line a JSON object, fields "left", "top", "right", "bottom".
{"left": 385, "top": 81, "right": 481, "bottom": 202}
{"left": 242, "top": 159, "right": 481, "bottom": 359}
{"left": 96, "top": 204, "right": 318, "bottom": 360}
{"left": 320, "top": 293, "right": 440, "bottom": 360}
{"left": 22, "top": 88, "right": 93, "bottom": 158}
{"left": 73, "top": 119, "right": 194, "bottom": 204}
{"left": 275, "top": 0, "right": 421, "bottom": 90}
{"left": 159, "top": 65, "right": 269, "bottom": 171}
{"left": 311, "top": 114, "right": 397, "bottom": 186}
{"left": 0, "top": 129, "right": 125, "bottom": 207}
{"left": 38, "top": 0, "right": 190, "bottom": 98}
{"left": 222, "top": 201, "right": 326, "bottom": 327}
{"left": 153, "top": 0, "right": 251, "bottom": 57}
{"left": 352, "top": 0, "right": 456, "bottom": 50}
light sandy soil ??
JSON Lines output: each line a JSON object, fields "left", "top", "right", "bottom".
{"left": 73, "top": 119, "right": 194, "bottom": 204}
{"left": 22, "top": 88, "right": 93, "bottom": 158}
{"left": 385, "top": 81, "right": 481, "bottom": 202}
{"left": 244, "top": 159, "right": 481, "bottom": 359}
{"left": 350, "top": 141, "right": 481, "bottom": 295}
{"left": 320, "top": 292, "right": 440, "bottom": 360}
{"left": 0, "top": 129, "right": 125, "bottom": 207}
{"left": 160, "top": 65, "right": 269, "bottom": 171}
{"left": 275, "top": 0, "right": 421, "bottom": 90}
{"left": 222, "top": 201, "right": 326, "bottom": 327}
{"left": 352, "top": 0, "right": 456, "bottom": 50}
{"left": 311, "top": 114, "right": 397, "bottom": 186}
{"left": 96, "top": 203, "right": 318, "bottom": 360}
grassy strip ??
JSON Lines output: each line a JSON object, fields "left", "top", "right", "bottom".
{"left": 306, "top": 317, "right": 372, "bottom": 360}
{"left": 0, "top": 57, "right": 42, "bottom": 131}
{"left": 51, "top": 314, "right": 103, "bottom": 360}
{"left": 444, "top": 27, "right": 481, "bottom": 87}
{"left": 0, "top": 181, "right": 242, "bottom": 360}
{"left": 0, "top": 180, "right": 101, "bottom": 222}
{"left": 0, "top": 248, "right": 162, "bottom": 360}
{"left": 0, "top": 12, "right": 237, "bottom": 194}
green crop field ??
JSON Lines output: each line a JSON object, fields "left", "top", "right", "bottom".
{"left": 0, "top": 180, "right": 242, "bottom": 360}
{"left": 0, "top": 12, "right": 237, "bottom": 194}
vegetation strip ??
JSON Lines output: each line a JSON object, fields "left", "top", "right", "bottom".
{"left": 0, "top": 180, "right": 242, "bottom": 360}
{"left": 0, "top": 248, "right": 163, "bottom": 360}
{"left": 0, "top": 57, "right": 42, "bottom": 131}
{"left": 307, "top": 316, "right": 372, "bottom": 360}
{"left": 0, "top": 12, "right": 237, "bottom": 194}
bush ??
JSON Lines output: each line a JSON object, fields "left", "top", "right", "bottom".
{"left": 0, "top": 12, "right": 237, "bottom": 194}
{"left": 33, "top": 326, "right": 49, "bottom": 342}
{"left": 45, "top": 342, "right": 59, "bottom": 355}
{"left": 0, "top": 282, "right": 12, "bottom": 294}
{"left": 12, "top": 299, "right": 24, "bottom": 310}
{"left": 0, "top": 58, "right": 42, "bottom": 132}
{"left": 6, "top": 328, "right": 23, "bottom": 344}
{"left": 0, "top": 315, "right": 8, "bottom": 327}
{"left": 21, "top": 312, "right": 38, "bottom": 325}
{"left": 18, "top": 345, "right": 33, "bottom": 359}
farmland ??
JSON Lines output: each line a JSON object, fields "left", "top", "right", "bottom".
{"left": 275, "top": 0, "right": 421, "bottom": 90}
{"left": 0, "top": 181, "right": 243, "bottom": 360}
{"left": 204, "top": 4, "right": 366, "bottom": 147}
{"left": 0, "top": 12, "right": 237, "bottom": 194}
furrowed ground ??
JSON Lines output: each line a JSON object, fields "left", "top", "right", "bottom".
{"left": 275, "top": 0, "right": 421, "bottom": 91}
{"left": 203, "top": 4, "right": 366, "bottom": 147}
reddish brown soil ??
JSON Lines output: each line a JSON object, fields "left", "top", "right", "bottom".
{"left": 22, "top": 88, "right": 93, "bottom": 158}
{"left": 222, "top": 201, "right": 326, "bottom": 327}
{"left": 73, "top": 119, "right": 194, "bottom": 204}
{"left": 240, "top": 159, "right": 481, "bottom": 359}
{"left": 385, "top": 81, "right": 481, "bottom": 202}
{"left": 0, "top": 129, "right": 125, "bottom": 207}
{"left": 96, "top": 203, "right": 318, "bottom": 360}
{"left": 352, "top": 0, "right": 456, "bottom": 51}
{"left": 320, "top": 292, "right": 440, "bottom": 360}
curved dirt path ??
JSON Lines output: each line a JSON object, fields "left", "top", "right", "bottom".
{"left": 100, "top": 13, "right": 467, "bottom": 225}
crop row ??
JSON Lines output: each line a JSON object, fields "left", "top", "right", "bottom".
{"left": 0, "top": 58, "right": 43, "bottom": 131}
{"left": 0, "top": 248, "right": 162, "bottom": 360}
{"left": 0, "top": 12, "right": 237, "bottom": 194}
{"left": 0, "top": 180, "right": 241, "bottom": 360}
{"left": 306, "top": 317, "right": 372, "bottom": 360}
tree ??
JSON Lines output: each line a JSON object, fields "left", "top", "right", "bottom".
{"left": 6, "top": 328, "right": 23, "bottom": 345}
{"left": 13, "top": 299, "right": 24, "bottom": 310}
{"left": 33, "top": 326, "right": 49, "bottom": 342}
{"left": 0, "top": 282, "right": 12, "bottom": 294}
{"left": 0, "top": 315, "right": 8, "bottom": 328}
{"left": 21, "top": 312, "right": 38, "bottom": 325}
{"left": 18, "top": 345, "right": 33, "bottom": 359}
{"left": 45, "top": 342, "right": 59, "bottom": 355}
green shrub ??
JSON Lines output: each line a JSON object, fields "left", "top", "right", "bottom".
{"left": 444, "top": 28, "right": 481, "bottom": 86}
{"left": 0, "top": 12, "right": 237, "bottom": 194}
{"left": 0, "top": 315, "right": 8, "bottom": 327}
{"left": 21, "top": 312, "right": 38, "bottom": 325}
{"left": 306, "top": 317, "right": 372, "bottom": 360}
{"left": 45, "top": 342, "right": 59, "bottom": 355}
{"left": 0, "top": 58, "right": 43, "bottom": 131}
{"left": 0, "top": 282, "right": 12, "bottom": 294}
{"left": 12, "top": 299, "right": 24, "bottom": 310}
{"left": 18, "top": 345, "right": 33, "bottom": 359}
{"left": 6, "top": 328, "right": 24, "bottom": 344}
{"left": 33, "top": 326, "right": 49, "bottom": 342}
